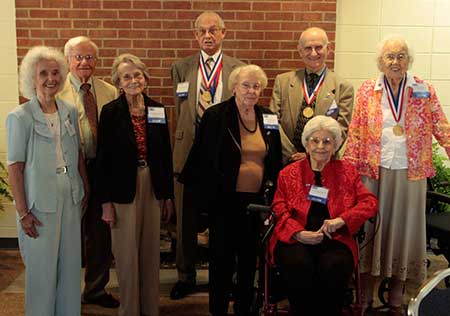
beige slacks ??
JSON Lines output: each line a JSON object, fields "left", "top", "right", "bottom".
{"left": 112, "top": 166, "right": 160, "bottom": 316}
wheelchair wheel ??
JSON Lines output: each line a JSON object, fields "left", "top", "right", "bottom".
{"left": 378, "top": 278, "right": 390, "bottom": 306}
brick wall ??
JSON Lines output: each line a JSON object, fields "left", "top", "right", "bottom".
{"left": 15, "top": 0, "right": 337, "bottom": 133}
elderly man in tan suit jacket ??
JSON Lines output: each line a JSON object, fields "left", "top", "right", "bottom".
{"left": 57, "top": 36, "right": 119, "bottom": 308}
{"left": 170, "top": 11, "right": 245, "bottom": 300}
{"left": 270, "top": 27, "right": 354, "bottom": 163}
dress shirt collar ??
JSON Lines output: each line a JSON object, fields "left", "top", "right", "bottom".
{"left": 305, "top": 65, "right": 326, "bottom": 76}
{"left": 69, "top": 72, "right": 95, "bottom": 93}
{"left": 374, "top": 71, "right": 415, "bottom": 91}
{"left": 200, "top": 49, "right": 222, "bottom": 64}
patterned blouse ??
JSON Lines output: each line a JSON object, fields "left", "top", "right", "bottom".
{"left": 131, "top": 114, "right": 147, "bottom": 161}
{"left": 344, "top": 75, "right": 450, "bottom": 180}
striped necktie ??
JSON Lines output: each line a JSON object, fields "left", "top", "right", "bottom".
{"left": 80, "top": 83, "right": 98, "bottom": 151}
{"left": 197, "top": 57, "right": 214, "bottom": 124}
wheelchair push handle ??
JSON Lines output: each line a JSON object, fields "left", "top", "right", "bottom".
{"left": 246, "top": 204, "right": 277, "bottom": 221}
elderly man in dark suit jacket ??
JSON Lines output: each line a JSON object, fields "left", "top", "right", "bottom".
{"left": 270, "top": 27, "right": 354, "bottom": 164}
{"left": 170, "top": 10, "right": 245, "bottom": 300}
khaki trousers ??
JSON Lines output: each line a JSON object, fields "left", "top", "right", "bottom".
{"left": 112, "top": 166, "right": 160, "bottom": 316}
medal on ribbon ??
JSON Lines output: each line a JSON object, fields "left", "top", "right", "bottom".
{"left": 302, "top": 70, "right": 326, "bottom": 118}
{"left": 199, "top": 52, "right": 223, "bottom": 104}
{"left": 384, "top": 74, "right": 407, "bottom": 136}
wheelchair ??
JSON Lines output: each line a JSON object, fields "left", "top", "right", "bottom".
{"left": 247, "top": 203, "right": 366, "bottom": 316}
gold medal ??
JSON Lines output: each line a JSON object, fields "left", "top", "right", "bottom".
{"left": 303, "top": 107, "right": 314, "bottom": 118}
{"left": 393, "top": 124, "right": 404, "bottom": 136}
{"left": 201, "top": 90, "right": 211, "bottom": 103}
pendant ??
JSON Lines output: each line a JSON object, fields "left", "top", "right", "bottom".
{"left": 303, "top": 106, "right": 314, "bottom": 118}
{"left": 393, "top": 124, "right": 404, "bottom": 136}
{"left": 201, "top": 90, "right": 212, "bottom": 103}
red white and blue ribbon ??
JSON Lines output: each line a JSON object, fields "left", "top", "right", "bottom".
{"left": 302, "top": 69, "right": 326, "bottom": 105}
{"left": 384, "top": 74, "right": 407, "bottom": 124}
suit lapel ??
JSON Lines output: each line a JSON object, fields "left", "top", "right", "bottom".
{"left": 288, "top": 70, "right": 304, "bottom": 128}
{"left": 226, "top": 98, "right": 241, "bottom": 149}
{"left": 315, "top": 70, "right": 335, "bottom": 115}
{"left": 222, "top": 55, "right": 234, "bottom": 101}
{"left": 186, "top": 54, "right": 199, "bottom": 123}
{"left": 92, "top": 78, "right": 113, "bottom": 116}
{"left": 118, "top": 94, "right": 137, "bottom": 148}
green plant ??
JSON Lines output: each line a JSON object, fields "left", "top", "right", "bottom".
{"left": 0, "top": 161, "right": 13, "bottom": 210}
{"left": 429, "top": 143, "right": 450, "bottom": 211}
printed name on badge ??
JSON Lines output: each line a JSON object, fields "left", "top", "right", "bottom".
{"left": 176, "top": 82, "right": 189, "bottom": 97}
{"left": 307, "top": 185, "right": 329, "bottom": 204}
{"left": 263, "top": 114, "right": 279, "bottom": 130}
{"left": 412, "top": 83, "right": 430, "bottom": 98}
{"left": 147, "top": 107, "right": 166, "bottom": 124}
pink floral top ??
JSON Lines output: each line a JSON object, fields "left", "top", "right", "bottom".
{"left": 344, "top": 75, "right": 450, "bottom": 180}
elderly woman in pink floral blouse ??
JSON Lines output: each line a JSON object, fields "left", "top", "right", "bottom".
{"left": 344, "top": 34, "right": 450, "bottom": 315}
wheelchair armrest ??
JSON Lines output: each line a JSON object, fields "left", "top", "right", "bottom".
{"left": 427, "top": 190, "right": 450, "bottom": 205}
{"left": 408, "top": 268, "right": 450, "bottom": 316}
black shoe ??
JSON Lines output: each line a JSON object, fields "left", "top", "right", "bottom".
{"left": 82, "top": 293, "right": 120, "bottom": 308}
{"left": 170, "top": 281, "right": 195, "bottom": 300}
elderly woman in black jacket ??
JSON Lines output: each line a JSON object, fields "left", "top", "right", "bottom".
{"left": 97, "top": 53, "right": 174, "bottom": 316}
{"left": 182, "top": 64, "right": 282, "bottom": 316}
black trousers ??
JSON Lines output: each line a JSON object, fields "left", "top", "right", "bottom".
{"left": 208, "top": 192, "right": 262, "bottom": 316}
{"left": 81, "top": 159, "right": 113, "bottom": 299}
{"left": 275, "top": 239, "right": 354, "bottom": 316}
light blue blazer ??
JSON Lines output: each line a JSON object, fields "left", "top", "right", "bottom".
{"left": 6, "top": 96, "right": 84, "bottom": 212}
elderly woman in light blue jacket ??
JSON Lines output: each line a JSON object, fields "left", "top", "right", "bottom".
{"left": 6, "top": 46, "right": 88, "bottom": 316}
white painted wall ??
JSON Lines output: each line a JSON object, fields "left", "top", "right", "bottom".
{"left": 0, "top": 0, "right": 18, "bottom": 237}
{"left": 335, "top": 0, "right": 450, "bottom": 119}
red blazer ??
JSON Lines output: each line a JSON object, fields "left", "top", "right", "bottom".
{"left": 269, "top": 158, "right": 378, "bottom": 266}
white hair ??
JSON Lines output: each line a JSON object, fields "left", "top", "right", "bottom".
{"left": 376, "top": 34, "right": 414, "bottom": 71}
{"left": 63, "top": 36, "right": 99, "bottom": 58}
{"left": 19, "top": 46, "right": 68, "bottom": 99}
{"left": 228, "top": 64, "right": 268, "bottom": 91}
{"left": 301, "top": 115, "right": 343, "bottom": 153}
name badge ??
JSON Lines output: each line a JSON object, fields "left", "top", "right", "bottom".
{"left": 263, "top": 114, "right": 279, "bottom": 130}
{"left": 176, "top": 82, "right": 189, "bottom": 97}
{"left": 412, "top": 83, "right": 430, "bottom": 98}
{"left": 307, "top": 185, "right": 329, "bottom": 204}
{"left": 326, "top": 100, "right": 339, "bottom": 116}
{"left": 147, "top": 107, "right": 166, "bottom": 124}
{"left": 64, "top": 119, "right": 76, "bottom": 136}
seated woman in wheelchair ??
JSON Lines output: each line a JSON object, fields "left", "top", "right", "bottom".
{"left": 269, "top": 116, "right": 378, "bottom": 316}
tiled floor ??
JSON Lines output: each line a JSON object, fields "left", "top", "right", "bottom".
{"left": 0, "top": 248, "right": 448, "bottom": 316}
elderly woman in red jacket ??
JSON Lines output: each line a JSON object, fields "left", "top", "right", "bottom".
{"left": 269, "top": 115, "right": 377, "bottom": 316}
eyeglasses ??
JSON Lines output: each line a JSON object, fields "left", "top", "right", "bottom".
{"left": 308, "top": 136, "right": 334, "bottom": 146}
{"left": 195, "top": 27, "right": 222, "bottom": 37}
{"left": 71, "top": 54, "right": 97, "bottom": 62}
{"left": 239, "top": 82, "right": 262, "bottom": 92}
{"left": 121, "top": 72, "right": 145, "bottom": 82}
{"left": 383, "top": 53, "right": 408, "bottom": 62}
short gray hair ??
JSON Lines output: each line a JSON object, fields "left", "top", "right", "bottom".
{"left": 194, "top": 11, "right": 225, "bottom": 30}
{"left": 376, "top": 34, "right": 414, "bottom": 71}
{"left": 111, "top": 53, "right": 150, "bottom": 87}
{"left": 19, "top": 46, "right": 68, "bottom": 99}
{"left": 64, "top": 36, "right": 99, "bottom": 58}
{"left": 228, "top": 64, "right": 268, "bottom": 91}
{"left": 301, "top": 115, "right": 343, "bottom": 152}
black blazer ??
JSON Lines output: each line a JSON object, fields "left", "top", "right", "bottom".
{"left": 97, "top": 93, "right": 174, "bottom": 204}
{"left": 181, "top": 96, "right": 283, "bottom": 211}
